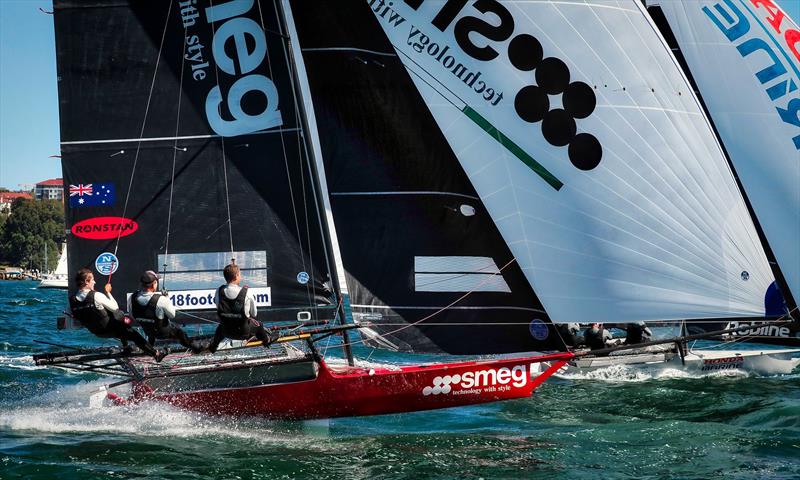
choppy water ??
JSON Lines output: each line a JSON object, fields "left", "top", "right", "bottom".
{"left": 0, "top": 280, "right": 798, "bottom": 479}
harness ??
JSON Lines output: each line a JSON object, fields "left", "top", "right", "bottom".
{"left": 69, "top": 291, "right": 110, "bottom": 334}
{"left": 217, "top": 285, "right": 249, "bottom": 329}
{"left": 584, "top": 327, "right": 607, "bottom": 350}
{"left": 131, "top": 292, "right": 165, "bottom": 329}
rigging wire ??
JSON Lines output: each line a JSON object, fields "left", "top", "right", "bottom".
{"left": 263, "top": 1, "right": 317, "bottom": 313}
{"left": 163, "top": 16, "right": 189, "bottom": 290}
{"left": 206, "top": 0, "right": 235, "bottom": 258}
{"left": 114, "top": 0, "right": 174, "bottom": 261}
{"left": 343, "top": 258, "right": 521, "bottom": 348}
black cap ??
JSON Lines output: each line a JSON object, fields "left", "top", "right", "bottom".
{"left": 140, "top": 270, "right": 159, "bottom": 285}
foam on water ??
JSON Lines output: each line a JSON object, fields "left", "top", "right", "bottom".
{"left": 556, "top": 364, "right": 751, "bottom": 382}
{"left": 0, "top": 379, "right": 329, "bottom": 447}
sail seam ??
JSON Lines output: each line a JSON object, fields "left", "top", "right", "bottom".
{"left": 330, "top": 191, "right": 479, "bottom": 200}
{"left": 60, "top": 129, "right": 301, "bottom": 145}
{"left": 301, "top": 47, "right": 396, "bottom": 57}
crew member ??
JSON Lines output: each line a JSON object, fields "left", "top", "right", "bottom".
{"left": 205, "top": 263, "right": 278, "bottom": 353}
{"left": 557, "top": 323, "right": 583, "bottom": 349}
{"left": 624, "top": 322, "right": 653, "bottom": 345}
{"left": 69, "top": 268, "right": 165, "bottom": 361}
{"left": 129, "top": 270, "right": 204, "bottom": 354}
{"left": 584, "top": 323, "right": 617, "bottom": 353}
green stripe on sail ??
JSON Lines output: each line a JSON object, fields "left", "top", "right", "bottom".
{"left": 462, "top": 106, "right": 563, "bottom": 191}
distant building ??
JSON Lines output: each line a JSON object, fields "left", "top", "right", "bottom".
{"left": 35, "top": 178, "right": 63, "bottom": 201}
{"left": 0, "top": 192, "right": 33, "bottom": 214}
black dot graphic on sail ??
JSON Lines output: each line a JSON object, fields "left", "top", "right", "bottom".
{"left": 507, "top": 33, "right": 603, "bottom": 171}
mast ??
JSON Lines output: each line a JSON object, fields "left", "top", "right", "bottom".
{"left": 277, "top": 0, "right": 354, "bottom": 365}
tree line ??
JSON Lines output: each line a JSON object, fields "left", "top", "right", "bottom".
{"left": 0, "top": 198, "right": 64, "bottom": 271}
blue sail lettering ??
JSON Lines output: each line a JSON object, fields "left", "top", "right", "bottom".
{"left": 737, "top": 37, "right": 787, "bottom": 84}
{"left": 704, "top": 0, "right": 800, "bottom": 150}
{"left": 203, "top": 0, "right": 282, "bottom": 137}
{"left": 703, "top": 0, "right": 750, "bottom": 41}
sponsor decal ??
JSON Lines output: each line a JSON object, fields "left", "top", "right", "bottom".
{"left": 704, "top": 0, "right": 800, "bottom": 149}
{"left": 69, "top": 183, "right": 116, "bottom": 208}
{"left": 178, "top": 0, "right": 282, "bottom": 137}
{"left": 701, "top": 356, "right": 745, "bottom": 371}
{"left": 296, "top": 271, "right": 310, "bottom": 284}
{"left": 529, "top": 319, "right": 549, "bottom": 341}
{"left": 127, "top": 287, "right": 272, "bottom": 311}
{"left": 724, "top": 320, "right": 792, "bottom": 338}
{"left": 422, "top": 364, "right": 528, "bottom": 396}
{"left": 95, "top": 252, "right": 119, "bottom": 276}
{"left": 371, "top": 0, "right": 604, "bottom": 191}
{"left": 71, "top": 216, "right": 138, "bottom": 240}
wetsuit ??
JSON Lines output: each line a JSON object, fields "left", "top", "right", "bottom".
{"left": 584, "top": 326, "right": 612, "bottom": 353}
{"left": 624, "top": 323, "right": 653, "bottom": 345}
{"left": 70, "top": 290, "right": 158, "bottom": 357}
{"left": 557, "top": 323, "right": 582, "bottom": 348}
{"left": 207, "top": 285, "right": 276, "bottom": 353}
{"left": 130, "top": 291, "right": 202, "bottom": 353}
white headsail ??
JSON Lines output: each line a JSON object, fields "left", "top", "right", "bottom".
{"left": 648, "top": 0, "right": 800, "bottom": 310}
{"left": 369, "top": 0, "right": 774, "bottom": 323}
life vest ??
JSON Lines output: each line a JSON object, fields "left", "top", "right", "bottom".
{"left": 69, "top": 291, "right": 110, "bottom": 334}
{"left": 625, "top": 324, "right": 649, "bottom": 344}
{"left": 584, "top": 327, "right": 606, "bottom": 350}
{"left": 217, "top": 285, "right": 249, "bottom": 328}
{"left": 131, "top": 292, "right": 164, "bottom": 328}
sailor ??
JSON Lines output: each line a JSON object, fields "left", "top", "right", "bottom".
{"left": 584, "top": 323, "right": 617, "bottom": 353}
{"left": 557, "top": 323, "right": 583, "bottom": 348}
{"left": 69, "top": 268, "right": 165, "bottom": 361}
{"left": 128, "top": 270, "right": 204, "bottom": 354}
{"left": 205, "top": 263, "right": 279, "bottom": 353}
{"left": 624, "top": 321, "right": 653, "bottom": 345}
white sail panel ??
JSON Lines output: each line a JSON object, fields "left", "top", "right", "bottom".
{"left": 369, "top": 0, "right": 773, "bottom": 322}
{"left": 651, "top": 0, "right": 800, "bottom": 309}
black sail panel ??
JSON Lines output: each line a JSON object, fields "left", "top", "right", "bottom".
{"left": 290, "top": 1, "right": 565, "bottom": 354}
{"left": 55, "top": 0, "right": 334, "bottom": 323}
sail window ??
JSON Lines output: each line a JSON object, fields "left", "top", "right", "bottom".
{"left": 157, "top": 250, "right": 268, "bottom": 291}
{"left": 414, "top": 256, "right": 511, "bottom": 293}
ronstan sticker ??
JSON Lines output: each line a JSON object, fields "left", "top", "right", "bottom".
{"left": 71, "top": 216, "right": 138, "bottom": 240}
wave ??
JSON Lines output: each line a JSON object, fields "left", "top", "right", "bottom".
{"left": 554, "top": 364, "right": 750, "bottom": 382}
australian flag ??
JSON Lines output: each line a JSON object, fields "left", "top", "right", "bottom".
{"left": 69, "top": 183, "right": 115, "bottom": 208}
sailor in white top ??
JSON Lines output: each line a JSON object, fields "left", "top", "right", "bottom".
{"left": 68, "top": 268, "right": 163, "bottom": 360}
{"left": 128, "top": 270, "right": 203, "bottom": 354}
{"left": 206, "top": 263, "right": 277, "bottom": 353}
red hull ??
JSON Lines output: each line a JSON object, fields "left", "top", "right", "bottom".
{"left": 128, "top": 353, "right": 572, "bottom": 420}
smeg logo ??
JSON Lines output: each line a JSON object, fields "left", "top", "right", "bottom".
{"left": 404, "top": 0, "right": 603, "bottom": 171}
{"left": 508, "top": 34, "right": 602, "bottom": 171}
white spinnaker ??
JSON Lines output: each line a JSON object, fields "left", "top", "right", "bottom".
{"left": 652, "top": 0, "right": 800, "bottom": 309}
{"left": 370, "top": 0, "right": 773, "bottom": 323}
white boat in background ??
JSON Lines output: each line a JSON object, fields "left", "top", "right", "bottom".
{"left": 38, "top": 243, "right": 68, "bottom": 289}
{"left": 555, "top": 347, "right": 800, "bottom": 377}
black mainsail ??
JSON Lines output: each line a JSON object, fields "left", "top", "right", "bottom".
{"left": 56, "top": 0, "right": 336, "bottom": 324}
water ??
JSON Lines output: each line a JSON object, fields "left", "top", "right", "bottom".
{"left": 1, "top": 280, "right": 798, "bottom": 479}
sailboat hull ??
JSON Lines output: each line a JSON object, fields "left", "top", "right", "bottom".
{"left": 554, "top": 349, "right": 800, "bottom": 377}
{"left": 124, "top": 353, "right": 571, "bottom": 420}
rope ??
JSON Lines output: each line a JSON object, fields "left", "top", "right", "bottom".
{"left": 206, "top": 0, "right": 235, "bottom": 257}
{"left": 114, "top": 0, "right": 174, "bottom": 259}
{"left": 163, "top": 17, "right": 189, "bottom": 290}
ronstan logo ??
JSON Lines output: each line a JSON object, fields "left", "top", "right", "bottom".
{"left": 72, "top": 216, "right": 139, "bottom": 240}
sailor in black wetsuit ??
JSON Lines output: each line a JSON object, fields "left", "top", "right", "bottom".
{"left": 624, "top": 322, "right": 653, "bottom": 345}
{"left": 205, "top": 263, "right": 278, "bottom": 353}
{"left": 69, "top": 268, "right": 165, "bottom": 361}
{"left": 128, "top": 270, "right": 204, "bottom": 354}
{"left": 557, "top": 323, "right": 583, "bottom": 349}
{"left": 584, "top": 323, "right": 618, "bottom": 355}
